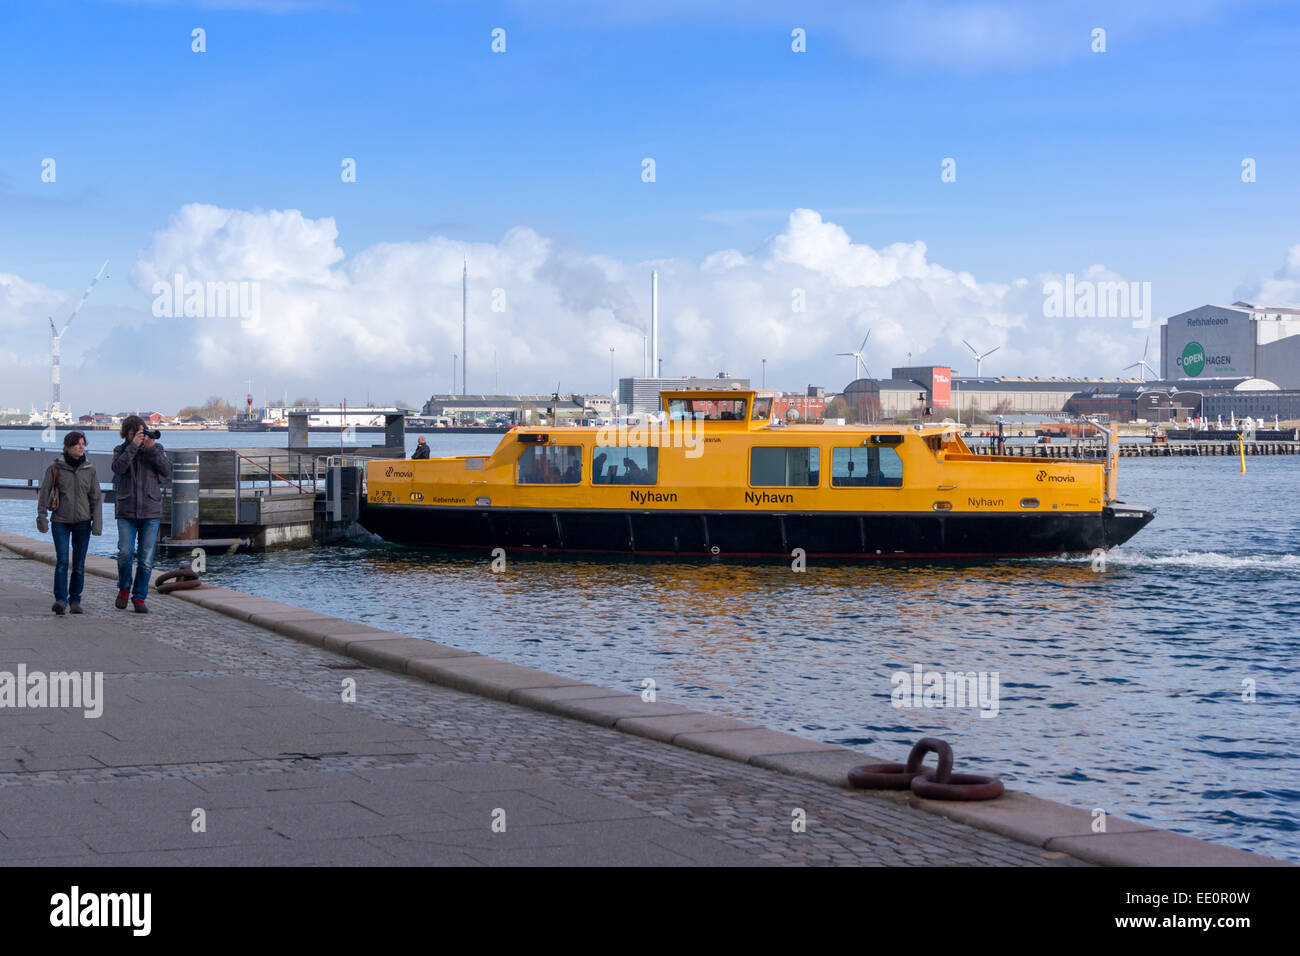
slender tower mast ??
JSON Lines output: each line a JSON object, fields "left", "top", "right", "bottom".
{"left": 650, "top": 270, "right": 659, "bottom": 380}
{"left": 462, "top": 258, "right": 468, "bottom": 397}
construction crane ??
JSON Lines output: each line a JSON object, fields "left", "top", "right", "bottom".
{"left": 46, "top": 259, "right": 109, "bottom": 424}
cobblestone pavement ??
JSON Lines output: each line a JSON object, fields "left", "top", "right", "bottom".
{"left": 0, "top": 549, "right": 1085, "bottom": 865}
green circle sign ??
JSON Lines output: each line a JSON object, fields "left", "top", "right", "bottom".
{"left": 1180, "top": 341, "right": 1205, "bottom": 377}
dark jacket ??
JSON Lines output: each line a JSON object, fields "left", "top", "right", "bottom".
{"left": 111, "top": 440, "right": 172, "bottom": 520}
{"left": 411, "top": 443, "right": 430, "bottom": 459}
{"left": 37, "top": 455, "right": 103, "bottom": 533}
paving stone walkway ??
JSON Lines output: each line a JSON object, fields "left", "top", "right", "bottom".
{"left": 0, "top": 548, "right": 1084, "bottom": 866}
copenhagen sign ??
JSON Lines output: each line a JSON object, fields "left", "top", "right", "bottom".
{"left": 1175, "top": 340, "right": 1232, "bottom": 377}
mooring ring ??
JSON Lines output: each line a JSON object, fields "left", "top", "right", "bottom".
{"left": 847, "top": 762, "right": 927, "bottom": 790}
{"left": 910, "top": 770, "right": 1005, "bottom": 801}
{"left": 905, "top": 737, "right": 955, "bottom": 783}
{"left": 155, "top": 568, "right": 201, "bottom": 594}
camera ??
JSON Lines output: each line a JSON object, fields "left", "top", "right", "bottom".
{"left": 143, "top": 429, "right": 162, "bottom": 440}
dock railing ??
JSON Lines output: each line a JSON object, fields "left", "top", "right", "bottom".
{"left": 233, "top": 450, "right": 319, "bottom": 494}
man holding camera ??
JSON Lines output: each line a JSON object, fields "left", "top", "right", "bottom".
{"left": 112, "top": 415, "right": 172, "bottom": 613}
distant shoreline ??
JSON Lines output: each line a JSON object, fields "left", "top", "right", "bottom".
{"left": 0, "top": 423, "right": 511, "bottom": 435}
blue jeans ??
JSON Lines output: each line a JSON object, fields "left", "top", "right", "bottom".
{"left": 116, "top": 517, "right": 160, "bottom": 600}
{"left": 51, "top": 520, "right": 92, "bottom": 605}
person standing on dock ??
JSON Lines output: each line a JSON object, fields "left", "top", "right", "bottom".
{"left": 36, "top": 431, "right": 103, "bottom": 615}
{"left": 112, "top": 415, "right": 172, "bottom": 613}
{"left": 411, "top": 436, "right": 430, "bottom": 459}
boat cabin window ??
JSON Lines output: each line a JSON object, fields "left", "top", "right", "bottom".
{"left": 517, "top": 445, "right": 582, "bottom": 484}
{"left": 750, "top": 447, "right": 820, "bottom": 486}
{"left": 831, "top": 446, "right": 903, "bottom": 487}
{"left": 592, "top": 446, "right": 658, "bottom": 485}
{"left": 666, "top": 397, "right": 748, "bottom": 422}
{"left": 751, "top": 397, "right": 773, "bottom": 421}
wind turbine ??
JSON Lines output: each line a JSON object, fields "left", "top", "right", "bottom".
{"left": 836, "top": 329, "right": 873, "bottom": 381}
{"left": 47, "top": 259, "right": 109, "bottom": 423}
{"left": 1124, "top": 336, "right": 1158, "bottom": 382}
{"left": 962, "top": 339, "right": 1000, "bottom": 377}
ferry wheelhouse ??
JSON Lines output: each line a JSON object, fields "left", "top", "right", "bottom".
{"left": 358, "top": 389, "right": 1155, "bottom": 558}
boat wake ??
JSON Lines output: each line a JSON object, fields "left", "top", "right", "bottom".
{"left": 327, "top": 522, "right": 386, "bottom": 546}
{"left": 1041, "top": 548, "right": 1300, "bottom": 572}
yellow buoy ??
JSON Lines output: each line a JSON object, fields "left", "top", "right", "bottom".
{"left": 1238, "top": 433, "right": 1246, "bottom": 474}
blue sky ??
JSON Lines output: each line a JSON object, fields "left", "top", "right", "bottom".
{"left": 2, "top": 0, "right": 1299, "bottom": 410}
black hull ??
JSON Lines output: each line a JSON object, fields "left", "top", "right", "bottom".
{"left": 358, "top": 504, "right": 1155, "bottom": 558}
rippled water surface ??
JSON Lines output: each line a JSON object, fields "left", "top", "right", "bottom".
{"left": 3, "top": 429, "right": 1298, "bottom": 861}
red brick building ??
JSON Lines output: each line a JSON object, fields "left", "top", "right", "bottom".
{"left": 773, "top": 394, "right": 826, "bottom": 422}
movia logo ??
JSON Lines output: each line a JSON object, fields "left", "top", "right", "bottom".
{"left": 1178, "top": 341, "right": 1206, "bottom": 377}
{"left": 1035, "top": 469, "right": 1075, "bottom": 483}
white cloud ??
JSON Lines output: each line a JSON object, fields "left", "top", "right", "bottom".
{"left": 0, "top": 273, "right": 74, "bottom": 408}
{"left": 1242, "top": 243, "right": 1300, "bottom": 303}
{"left": 510, "top": 0, "right": 1243, "bottom": 71}
{"left": 116, "top": 0, "right": 348, "bottom": 12}
{"left": 121, "top": 202, "right": 1156, "bottom": 387}
{"left": 3, "top": 203, "right": 1260, "bottom": 412}
{"left": 829, "top": 0, "right": 1238, "bottom": 71}
{"left": 0, "top": 272, "right": 64, "bottom": 331}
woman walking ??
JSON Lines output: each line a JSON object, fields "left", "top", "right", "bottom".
{"left": 36, "top": 431, "right": 103, "bottom": 615}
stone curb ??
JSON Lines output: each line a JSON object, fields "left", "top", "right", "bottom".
{"left": 0, "top": 530, "right": 1287, "bottom": 867}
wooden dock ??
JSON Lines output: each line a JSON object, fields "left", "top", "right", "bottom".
{"left": 159, "top": 448, "right": 397, "bottom": 551}
{"left": 0, "top": 443, "right": 402, "bottom": 551}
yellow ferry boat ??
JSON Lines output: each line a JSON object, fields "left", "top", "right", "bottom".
{"left": 358, "top": 389, "right": 1155, "bottom": 558}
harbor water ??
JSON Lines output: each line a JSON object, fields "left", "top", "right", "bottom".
{"left": 2, "top": 427, "right": 1297, "bottom": 862}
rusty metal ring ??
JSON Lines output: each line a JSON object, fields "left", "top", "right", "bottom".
{"left": 157, "top": 577, "right": 201, "bottom": 594}
{"left": 154, "top": 568, "right": 198, "bottom": 585}
{"left": 847, "top": 762, "right": 925, "bottom": 790}
{"left": 155, "top": 568, "right": 201, "bottom": 594}
{"left": 905, "top": 737, "right": 954, "bottom": 783}
{"left": 910, "top": 770, "right": 1005, "bottom": 801}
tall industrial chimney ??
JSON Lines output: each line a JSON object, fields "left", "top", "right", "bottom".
{"left": 650, "top": 270, "right": 659, "bottom": 379}
{"left": 462, "top": 258, "right": 468, "bottom": 396}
